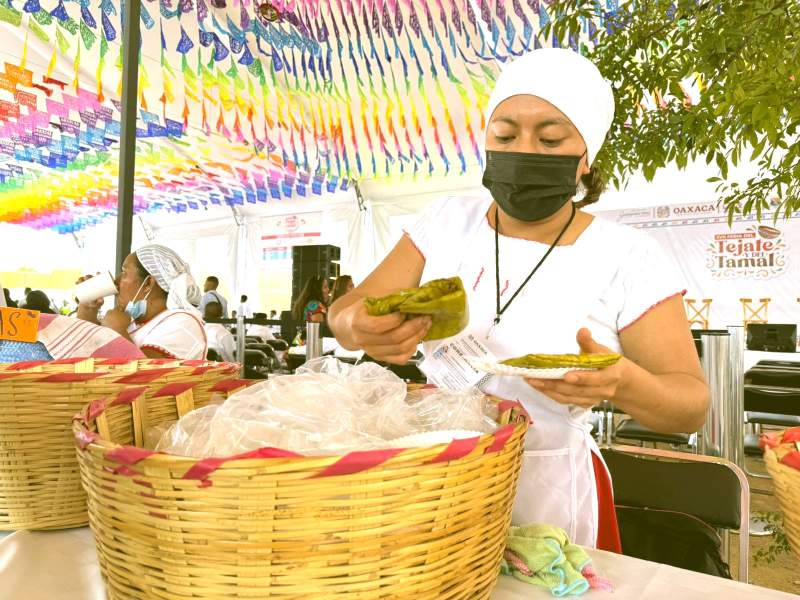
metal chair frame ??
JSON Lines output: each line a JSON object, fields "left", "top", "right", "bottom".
{"left": 605, "top": 444, "right": 750, "bottom": 583}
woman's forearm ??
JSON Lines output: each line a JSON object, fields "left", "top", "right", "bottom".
{"left": 612, "top": 360, "right": 709, "bottom": 433}
{"left": 327, "top": 292, "right": 367, "bottom": 350}
{"left": 76, "top": 305, "right": 100, "bottom": 325}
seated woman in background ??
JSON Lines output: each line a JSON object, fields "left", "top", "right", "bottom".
{"left": 248, "top": 312, "right": 276, "bottom": 343}
{"left": 77, "top": 244, "right": 207, "bottom": 360}
{"left": 330, "top": 275, "right": 354, "bottom": 305}
{"left": 291, "top": 275, "right": 330, "bottom": 324}
{"left": 1, "top": 285, "right": 17, "bottom": 308}
{"left": 203, "top": 301, "right": 236, "bottom": 362}
{"left": 0, "top": 312, "right": 145, "bottom": 363}
{"left": 22, "top": 290, "right": 56, "bottom": 314}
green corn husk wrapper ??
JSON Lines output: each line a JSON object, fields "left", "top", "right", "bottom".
{"left": 501, "top": 353, "right": 622, "bottom": 369}
{"left": 364, "top": 277, "right": 468, "bottom": 341}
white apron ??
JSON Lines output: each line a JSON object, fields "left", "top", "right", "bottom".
{"left": 128, "top": 309, "right": 208, "bottom": 361}
{"left": 418, "top": 197, "right": 622, "bottom": 548}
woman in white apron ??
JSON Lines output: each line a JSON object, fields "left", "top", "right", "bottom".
{"left": 77, "top": 244, "right": 208, "bottom": 360}
{"left": 328, "top": 48, "right": 709, "bottom": 551}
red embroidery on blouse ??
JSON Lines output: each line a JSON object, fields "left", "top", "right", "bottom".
{"left": 473, "top": 267, "right": 485, "bottom": 291}
{"left": 140, "top": 344, "right": 178, "bottom": 359}
{"left": 618, "top": 290, "right": 688, "bottom": 334}
{"left": 402, "top": 230, "right": 425, "bottom": 260}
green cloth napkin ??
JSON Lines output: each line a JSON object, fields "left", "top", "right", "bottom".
{"left": 500, "top": 524, "right": 592, "bottom": 597}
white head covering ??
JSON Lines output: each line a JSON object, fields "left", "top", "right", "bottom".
{"left": 484, "top": 48, "right": 615, "bottom": 164}
{"left": 135, "top": 244, "right": 202, "bottom": 313}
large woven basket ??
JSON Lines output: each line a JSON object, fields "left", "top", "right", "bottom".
{"left": 0, "top": 358, "right": 240, "bottom": 531}
{"left": 74, "top": 386, "right": 528, "bottom": 599}
{"left": 764, "top": 441, "right": 800, "bottom": 560}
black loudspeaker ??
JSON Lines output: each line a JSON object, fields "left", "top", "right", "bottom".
{"left": 292, "top": 245, "right": 340, "bottom": 263}
{"left": 746, "top": 324, "right": 797, "bottom": 353}
{"left": 291, "top": 244, "right": 341, "bottom": 306}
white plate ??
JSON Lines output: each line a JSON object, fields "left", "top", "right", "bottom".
{"left": 386, "top": 430, "right": 485, "bottom": 448}
{"left": 466, "top": 356, "right": 595, "bottom": 379}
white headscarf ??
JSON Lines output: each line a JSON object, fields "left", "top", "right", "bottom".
{"left": 484, "top": 48, "right": 615, "bottom": 164}
{"left": 135, "top": 244, "right": 202, "bottom": 313}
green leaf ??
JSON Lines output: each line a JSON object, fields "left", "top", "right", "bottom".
{"left": 715, "top": 152, "right": 729, "bottom": 178}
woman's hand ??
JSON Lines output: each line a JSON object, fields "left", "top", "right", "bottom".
{"left": 339, "top": 301, "right": 431, "bottom": 365}
{"left": 75, "top": 274, "right": 104, "bottom": 323}
{"left": 525, "top": 328, "right": 626, "bottom": 409}
{"left": 101, "top": 307, "right": 132, "bottom": 336}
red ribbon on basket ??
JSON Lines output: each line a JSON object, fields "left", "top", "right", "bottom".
{"left": 96, "top": 358, "right": 136, "bottom": 365}
{"left": 39, "top": 372, "right": 106, "bottom": 382}
{"left": 111, "top": 387, "right": 148, "bottom": 406}
{"left": 86, "top": 398, "right": 108, "bottom": 421}
{"left": 782, "top": 452, "right": 800, "bottom": 470}
{"left": 497, "top": 399, "right": 531, "bottom": 424}
{"left": 209, "top": 378, "right": 252, "bottom": 393}
{"left": 429, "top": 436, "right": 482, "bottom": 463}
{"left": 114, "top": 369, "right": 177, "bottom": 384}
{"left": 761, "top": 427, "right": 800, "bottom": 471}
{"left": 112, "top": 465, "right": 144, "bottom": 478}
{"left": 761, "top": 427, "right": 800, "bottom": 450}
{"left": 782, "top": 427, "right": 800, "bottom": 444}
{"left": 50, "top": 357, "right": 94, "bottom": 365}
{"left": 74, "top": 428, "right": 100, "bottom": 449}
{"left": 485, "top": 424, "right": 516, "bottom": 454}
{"left": 4, "top": 360, "right": 50, "bottom": 370}
{"left": 153, "top": 382, "right": 196, "bottom": 397}
{"left": 182, "top": 447, "right": 304, "bottom": 485}
{"left": 190, "top": 365, "right": 221, "bottom": 375}
{"left": 105, "top": 446, "right": 160, "bottom": 466}
{"left": 313, "top": 449, "right": 406, "bottom": 478}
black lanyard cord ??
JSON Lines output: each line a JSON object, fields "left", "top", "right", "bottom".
{"left": 494, "top": 202, "right": 577, "bottom": 325}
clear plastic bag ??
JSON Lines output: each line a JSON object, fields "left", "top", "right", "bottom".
{"left": 376, "top": 387, "right": 499, "bottom": 440}
{"left": 157, "top": 359, "right": 498, "bottom": 458}
{"left": 155, "top": 404, "right": 221, "bottom": 456}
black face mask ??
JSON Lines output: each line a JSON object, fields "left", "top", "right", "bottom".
{"left": 482, "top": 150, "right": 584, "bottom": 222}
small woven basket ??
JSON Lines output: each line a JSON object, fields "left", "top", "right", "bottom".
{"left": 74, "top": 386, "right": 528, "bottom": 599}
{"left": 0, "top": 358, "right": 240, "bottom": 531}
{"left": 764, "top": 445, "right": 800, "bottom": 559}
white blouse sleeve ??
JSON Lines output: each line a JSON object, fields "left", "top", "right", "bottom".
{"left": 220, "top": 330, "right": 237, "bottom": 363}
{"left": 403, "top": 197, "right": 454, "bottom": 260}
{"left": 140, "top": 311, "right": 208, "bottom": 360}
{"left": 617, "top": 234, "right": 687, "bottom": 332}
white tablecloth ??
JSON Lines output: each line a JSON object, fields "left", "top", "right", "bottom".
{"left": 1, "top": 528, "right": 797, "bottom": 600}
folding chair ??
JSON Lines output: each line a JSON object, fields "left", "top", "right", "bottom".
{"left": 613, "top": 418, "right": 696, "bottom": 451}
{"left": 685, "top": 298, "right": 713, "bottom": 329}
{"left": 740, "top": 298, "right": 770, "bottom": 327}
{"left": 243, "top": 349, "right": 272, "bottom": 379}
{"left": 601, "top": 445, "right": 749, "bottom": 583}
{"left": 756, "top": 360, "right": 800, "bottom": 369}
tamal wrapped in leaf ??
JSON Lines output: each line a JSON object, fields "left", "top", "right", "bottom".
{"left": 501, "top": 353, "right": 621, "bottom": 369}
{"left": 364, "top": 277, "right": 468, "bottom": 341}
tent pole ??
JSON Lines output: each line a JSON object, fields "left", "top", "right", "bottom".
{"left": 115, "top": 0, "right": 142, "bottom": 271}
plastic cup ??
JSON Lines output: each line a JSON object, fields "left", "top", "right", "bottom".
{"left": 74, "top": 272, "right": 118, "bottom": 304}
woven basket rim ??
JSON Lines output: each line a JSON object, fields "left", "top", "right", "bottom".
{"left": 0, "top": 357, "right": 240, "bottom": 372}
{"left": 765, "top": 447, "right": 800, "bottom": 470}
{"left": 73, "top": 390, "right": 530, "bottom": 480}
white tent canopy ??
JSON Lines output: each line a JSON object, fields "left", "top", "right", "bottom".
{"left": 2, "top": 153, "right": 770, "bottom": 313}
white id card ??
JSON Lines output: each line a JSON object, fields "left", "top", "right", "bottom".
{"left": 419, "top": 332, "right": 496, "bottom": 392}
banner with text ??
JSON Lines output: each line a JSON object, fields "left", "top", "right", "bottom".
{"left": 595, "top": 201, "right": 799, "bottom": 330}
